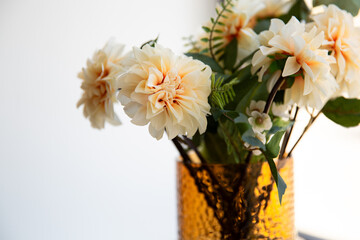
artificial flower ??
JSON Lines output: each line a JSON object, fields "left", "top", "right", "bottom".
{"left": 199, "top": 0, "right": 265, "bottom": 62}
{"left": 252, "top": 17, "right": 338, "bottom": 109}
{"left": 256, "top": 0, "right": 295, "bottom": 19}
{"left": 248, "top": 111, "right": 272, "bottom": 133}
{"left": 77, "top": 40, "right": 125, "bottom": 129}
{"left": 311, "top": 4, "right": 360, "bottom": 98}
{"left": 271, "top": 102, "right": 291, "bottom": 118}
{"left": 246, "top": 100, "right": 266, "bottom": 115}
{"left": 117, "top": 44, "right": 211, "bottom": 140}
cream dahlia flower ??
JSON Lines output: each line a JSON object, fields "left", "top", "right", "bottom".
{"left": 199, "top": 0, "right": 265, "bottom": 62}
{"left": 77, "top": 40, "right": 126, "bottom": 129}
{"left": 311, "top": 4, "right": 360, "bottom": 98}
{"left": 256, "top": 0, "right": 295, "bottom": 19}
{"left": 244, "top": 131, "right": 266, "bottom": 156}
{"left": 252, "top": 17, "right": 338, "bottom": 109}
{"left": 248, "top": 111, "right": 272, "bottom": 133}
{"left": 117, "top": 45, "right": 211, "bottom": 140}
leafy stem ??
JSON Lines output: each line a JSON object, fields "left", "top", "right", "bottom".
{"left": 209, "top": 0, "right": 233, "bottom": 61}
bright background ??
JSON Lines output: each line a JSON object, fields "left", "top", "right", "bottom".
{"left": 0, "top": 0, "right": 359, "bottom": 239}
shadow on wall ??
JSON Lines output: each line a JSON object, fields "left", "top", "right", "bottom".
{"left": 298, "top": 232, "right": 328, "bottom": 240}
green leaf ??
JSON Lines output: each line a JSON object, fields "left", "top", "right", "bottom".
{"left": 265, "top": 156, "right": 287, "bottom": 204}
{"left": 202, "top": 26, "right": 211, "bottom": 33}
{"left": 268, "top": 118, "right": 294, "bottom": 135}
{"left": 213, "top": 36, "right": 223, "bottom": 41}
{"left": 266, "top": 131, "right": 285, "bottom": 158}
{"left": 313, "top": 0, "right": 360, "bottom": 16}
{"left": 185, "top": 53, "right": 223, "bottom": 73}
{"left": 253, "top": 19, "right": 271, "bottom": 34}
{"left": 200, "top": 48, "right": 209, "bottom": 54}
{"left": 211, "top": 109, "right": 238, "bottom": 121}
{"left": 224, "top": 38, "right": 238, "bottom": 71}
{"left": 280, "top": 0, "right": 309, "bottom": 22}
{"left": 201, "top": 38, "right": 209, "bottom": 42}
{"left": 242, "top": 130, "right": 266, "bottom": 151}
{"left": 322, "top": 97, "right": 360, "bottom": 127}
{"left": 233, "top": 113, "right": 248, "bottom": 124}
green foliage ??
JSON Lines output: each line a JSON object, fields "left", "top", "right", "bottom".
{"left": 224, "top": 38, "right": 238, "bottom": 71}
{"left": 242, "top": 130, "right": 266, "bottom": 151}
{"left": 183, "top": 35, "right": 201, "bottom": 53}
{"left": 280, "top": 0, "right": 310, "bottom": 22}
{"left": 201, "top": 0, "right": 234, "bottom": 62}
{"left": 210, "top": 74, "right": 240, "bottom": 109}
{"left": 268, "top": 118, "right": 294, "bottom": 135}
{"left": 313, "top": 0, "right": 360, "bottom": 16}
{"left": 253, "top": 19, "right": 271, "bottom": 34}
{"left": 218, "top": 120, "right": 245, "bottom": 163}
{"left": 266, "top": 131, "right": 286, "bottom": 158}
{"left": 322, "top": 97, "right": 360, "bottom": 127}
{"left": 235, "top": 76, "right": 267, "bottom": 113}
{"left": 185, "top": 53, "right": 223, "bottom": 73}
{"left": 264, "top": 156, "right": 287, "bottom": 205}
{"left": 140, "top": 35, "right": 159, "bottom": 49}
{"left": 201, "top": 132, "right": 233, "bottom": 164}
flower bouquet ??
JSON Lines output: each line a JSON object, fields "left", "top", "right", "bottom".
{"left": 77, "top": 0, "right": 360, "bottom": 239}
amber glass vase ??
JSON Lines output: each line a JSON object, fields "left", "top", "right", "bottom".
{"left": 177, "top": 157, "right": 294, "bottom": 240}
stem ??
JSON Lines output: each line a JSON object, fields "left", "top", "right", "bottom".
{"left": 264, "top": 78, "right": 285, "bottom": 114}
{"left": 288, "top": 110, "right": 322, "bottom": 157}
{"left": 171, "top": 138, "right": 191, "bottom": 164}
{"left": 279, "top": 106, "right": 299, "bottom": 159}
{"left": 209, "top": 0, "right": 232, "bottom": 61}
{"left": 181, "top": 136, "right": 206, "bottom": 164}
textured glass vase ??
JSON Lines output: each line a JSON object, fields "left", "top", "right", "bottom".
{"left": 177, "top": 157, "right": 294, "bottom": 240}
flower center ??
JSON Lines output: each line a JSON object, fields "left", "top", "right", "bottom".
{"left": 147, "top": 68, "right": 184, "bottom": 110}
{"left": 255, "top": 117, "right": 263, "bottom": 125}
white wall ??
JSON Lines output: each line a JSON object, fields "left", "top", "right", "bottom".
{"left": 0, "top": 0, "right": 359, "bottom": 240}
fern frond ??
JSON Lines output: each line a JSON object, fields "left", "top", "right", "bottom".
{"left": 218, "top": 120, "right": 244, "bottom": 163}
{"left": 200, "top": 0, "right": 233, "bottom": 61}
{"left": 210, "top": 74, "right": 240, "bottom": 109}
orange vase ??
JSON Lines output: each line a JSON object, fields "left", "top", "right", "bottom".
{"left": 177, "top": 157, "right": 295, "bottom": 240}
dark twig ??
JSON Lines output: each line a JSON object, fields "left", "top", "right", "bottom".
{"left": 172, "top": 138, "right": 191, "bottom": 164}
{"left": 288, "top": 110, "right": 322, "bottom": 157}
{"left": 264, "top": 78, "right": 285, "bottom": 114}
{"left": 280, "top": 106, "right": 299, "bottom": 159}
{"left": 181, "top": 136, "right": 206, "bottom": 164}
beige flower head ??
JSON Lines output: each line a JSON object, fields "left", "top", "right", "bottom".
{"left": 199, "top": 0, "right": 265, "bottom": 62}
{"left": 117, "top": 44, "right": 211, "bottom": 140}
{"left": 252, "top": 17, "right": 338, "bottom": 109}
{"left": 311, "top": 4, "right": 360, "bottom": 98}
{"left": 77, "top": 40, "right": 126, "bottom": 129}
{"left": 248, "top": 111, "right": 272, "bottom": 133}
{"left": 256, "top": 0, "right": 296, "bottom": 19}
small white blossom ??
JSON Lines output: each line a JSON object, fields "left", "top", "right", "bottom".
{"left": 248, "top": 111, "right": 272, "bottom": 133}
{"left": 246, "top": 100, "right": 266, "bottom": 116}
